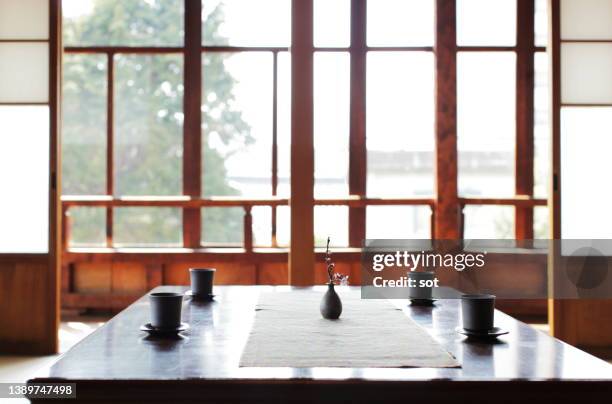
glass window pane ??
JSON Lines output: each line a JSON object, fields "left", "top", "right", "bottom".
{"left": 62, "top": 54, "right": 107, "bottom": 195}
{"left": 114, "top": 207, "right": 181, "bottom": 246}
{"left": 114, "top": 54, "right": 183, "bottom": 196}
{"left": 463, "top": 205, "right": 515, "bottom": 239}
{"left": 534, "top": 52, "right": 549, "bottom": 198}
{"left": 315, "top": 52, "right": 349, "bottom": 197}
{"left": 63, "top": 0, "right": 183, "bottom": 46}
{"left": 68, "top": 207, "right": 106, "bottom": 247}
{"left": 202, "top": 207, "right": 243, "bottom": 246}
{"left": 202, "top": 52, "right": 273, "bottom": 197}
{"left": 561, "top": 43, "right": 612, "bottom": 104}
{"left": 253, "top": 206, "right": 272, "bottom": 247}
{"left": 202, "top": 0, "right": 290, "bottom": 46}
{"left": 561, "top": 0, "right": 612, "bottom": 40}
{"left": 366, "top": 206, "right": 431, "bottom": 239}
{"left": 314, "top": 0, "right": 350, "bottom": 47}
{"left": 561, "top": 108, "right": 612, "bottom": 238}
{"left": 367, "top": 52, "right": 435, "bottom": 198}
{"left": 0, "top": 43, "right": 48, "bottom": 103}
{"left": 315, "top": 206, "right": 348, "bottom": 247}
{"left": 367, "top": 0, "right": 434, "bottom": 46}
{"left": 276, "top": 206, "right": 290, "bottom": 247}
{"left": 534, "top": 206, "right": 549, "bottom": 240}
{"left": 0, "top": 106, "right": 49, "bottom": 253}
{"left": 277, "top": 52, "right": 291, "bottom": 197}
{"left": 457, "top": 0, "right": 517, "bottom": 46}
{"left": 0, "top": 0, "right": 48, "bottom": 39}
{"left": 458, "top": 52, "right": 516, "bottom": 197}
{"left": 535, "top": 0, "right": 548, "bottom": 47}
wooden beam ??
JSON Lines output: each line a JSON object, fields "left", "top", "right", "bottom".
{"left": 460, "top": 197, "right": 546, "bottom": 207}
{"left": 434, "top": 0, "right": 460, "bottom": 239}
{"left": 183, "top": 0, "right": 202, "bottom": 248}
{"left": 348, "top": 0, "right": 367, "bottom": 247}
{"left": 289, "top": 0, "right": 315, "bottom": 286}
{"left": 61, "top": 195, "right": 434, "bottom": 207}
{"left": 515, "top": 0, "right": 536, "bottom": 240}
{"left": 64, "top": 46, "right": 184, "bottom": 54}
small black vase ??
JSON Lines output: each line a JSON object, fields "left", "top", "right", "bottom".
{"left": 320, "top": 283, "right": 342, "bottom": 319}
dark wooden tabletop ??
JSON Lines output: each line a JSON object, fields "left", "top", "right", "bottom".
{"left": 31, "top": 286, "right": 612, "bottom": 403}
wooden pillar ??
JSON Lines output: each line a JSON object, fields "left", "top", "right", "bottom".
{"left": 515, "top": 0, "right": 535, "bottom": 240}
{"left": 348, "top": 0, "right": 367, "bottom": 247}
{"left": 183, "top": 0, "right": 202, "bottom": 248}
{"left": 48, "top": 0, "right": 62, "bottom": 354}
{"left": 434, "top": 0, "right": 460, "bottom": 239}
{"left": 289, "top": 0, "right": 315, "bottom": 285}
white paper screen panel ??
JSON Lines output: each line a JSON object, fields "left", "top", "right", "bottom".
{"left": 561, "top": 108, "right": 612, "bottom": 240}
{"left": 0, "top": 0, "right": 49, "bottom": 39}
{"left": 0, "top": 107, "right": 50, "bottom": 253}
{"left": 561, "top": 43, "right": 612, "bottom": 104}
{"left": 0, "top": 43, "right": 49, "bottom": 103}
{"left": 561, "top": 0, "right": 612, "bottom": 40}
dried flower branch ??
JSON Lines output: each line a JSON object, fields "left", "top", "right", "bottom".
{"left": 325, "top": 237, "right": 349, "bottom": 285}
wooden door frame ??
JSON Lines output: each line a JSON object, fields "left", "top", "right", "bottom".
{"left": 48, "top": 0, "right": 62, "bottom": 355}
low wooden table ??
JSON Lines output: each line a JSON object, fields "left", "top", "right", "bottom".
{"left": 31, "top": 286, "right": 612, "bottom": 403}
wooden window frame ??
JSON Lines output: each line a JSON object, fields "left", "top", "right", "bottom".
{"left": 450, "top": 0, "right": 548, "bottom": 240}
{"left": 61, "top": 0, "right": 548, "bottom": 277}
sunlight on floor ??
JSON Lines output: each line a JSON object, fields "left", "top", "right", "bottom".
{"left": 0, "top": 320, "right": 105, "bottom": 387}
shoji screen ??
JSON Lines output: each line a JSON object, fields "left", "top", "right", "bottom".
{"left": 559, "top": 0, "right": 612, "bottom": 239}
{"left": 0, "top": 0, "right": 50, "bottom": 253}
{"left": 0, "top": 0, "right": 59, "bottom": 355}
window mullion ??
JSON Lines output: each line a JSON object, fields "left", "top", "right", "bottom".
{"left": 515, "top": 0, "right": 535, "bottom": 240}
{"left": 348, "top": 0, "right": 367, "bottom": 247}
{"left": 434, "top": 0, "right": 460, "bottom": 239}
{"left": 183, "top": 0, "right": 202, "bottom": 248}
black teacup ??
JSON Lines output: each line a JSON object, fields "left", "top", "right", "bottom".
{"left": 461, "top": 294, "right": 495, "bottom": 331}
{"left": 408, "top": 271, "right": 435, "bottom": 300}
{"left": 149, "top": 292, "right": 184, "bottom": 329}
{"left": 190, "top": 268, "right": 215, "bottom": 296}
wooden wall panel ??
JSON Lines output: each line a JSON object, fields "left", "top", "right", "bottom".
{"left": 257, "top": 263, "right": 288, "bottom": 285}
{"left": 111, "top": 262, "right": 147, "bottom": 294}
{"left": 0, "top": 262, "right": 52, "bottom": 354}
{"left": 62, "top": 252, "right": 549, "bottom": 322}
{"left": 575, "top": 300, "right": 612, "bottom": 348}
{"left": 165, "top": 262, "right": 257, "bottom": 286}
{"left": 74, "top": 262, "right": 112, "bottom": 293}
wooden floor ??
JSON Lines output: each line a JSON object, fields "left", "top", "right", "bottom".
{"left": 0, "top": 318, "right": 106, "bottom": 382}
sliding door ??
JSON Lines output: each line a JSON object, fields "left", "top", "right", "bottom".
{"left": 0, "top": 0, "right": 61, "bottom": 354}
{"left": 550, "top": 0, "right": 612, "bottom": 346}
